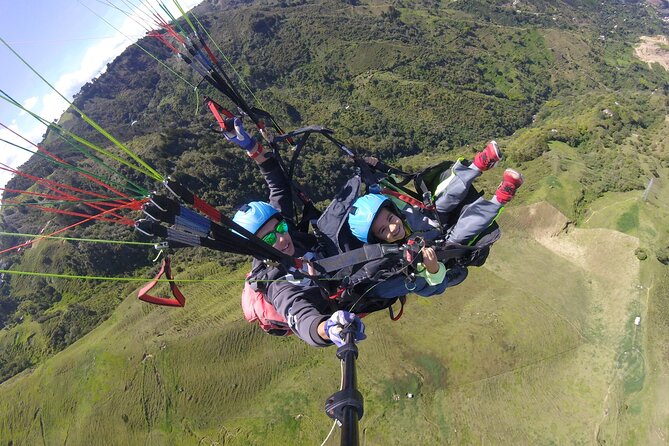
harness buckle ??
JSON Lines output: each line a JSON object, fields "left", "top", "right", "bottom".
{"left": 422, "top": 190, "right": 432, "bottom": 206}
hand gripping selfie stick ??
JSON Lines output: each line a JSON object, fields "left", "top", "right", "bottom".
{"left": 325, "top": 328, "right": 364, "bottom": 446}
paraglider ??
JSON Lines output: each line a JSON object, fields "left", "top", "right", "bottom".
{"left": 0, "top": 2, "right": 527, "bottom": 443}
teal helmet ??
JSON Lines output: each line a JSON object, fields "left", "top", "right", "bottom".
{"left": 348, "top": 194, "right": 391, "bottom": 243}
{"left": 233, "top": 201, "right": 279, "bottom": 234}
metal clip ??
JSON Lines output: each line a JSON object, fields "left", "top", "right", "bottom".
{"left": 263, "top": 260, "right": 280, "bottom": 268}
{"left": 422, "top": 191, "right": 433, "bottom": 207}
{"left": 151, "top": 242, "right": 171, "bottom": 263}
{"left": 404, "top": 275, "right": 417, "bottom": 291}
{"left": 163, "top": 178, "right": 183, "bottom": 201}
{"left": 149, "top": 193, "right": 168, "bottom": 212}
{"left": 154, "top": 241, "right": 170, "bottom": 251}
{"left": 142, "top": 206, "right": 160, "bottom": 222}
{"left": 134, "top": 219, "right": 155, "bottom": 237}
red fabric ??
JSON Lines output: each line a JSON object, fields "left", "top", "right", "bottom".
{"left": 380, "top": 188, "right": 435, "bottom": 211}
{"left": 329, "top": 287, "right": 346, "bottom": 300}
{"left": 193, "top": 195, "right": 222, "bottom": 223}
{"left": 247, "top": 143, "right": 264, "bottom": 159}
{"left": 138, "top": 257, "right": 186, "bottom": 307}
{"left": 240, "top": 274, "right": 291, "bottom": 335}
{"left": 206, "top": 99, "right": 234, "bottom": 131}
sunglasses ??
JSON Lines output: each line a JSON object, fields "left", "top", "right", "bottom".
{"left": 260, "top": 219, "right": 288, "bottom": 246}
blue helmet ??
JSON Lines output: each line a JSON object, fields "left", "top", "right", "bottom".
{"left": 233, "top": 201, "right": 279, "bottom": 234}
{"left": 348, "top": 194, "right": 391, "bottom": 243}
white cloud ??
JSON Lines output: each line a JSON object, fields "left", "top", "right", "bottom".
{"left": 0, "top": 0, "right": 203, "bottom": 189}
{"left": 18, "top": 96, "right": 39, "bottom": 117}
{"left": 36, "top": 0, "right": 203, "bottom": 119}
{"left": 0, "top": 120, "right": 43, "bottom": 190}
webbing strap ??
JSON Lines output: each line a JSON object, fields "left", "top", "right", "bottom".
{"left": 161, "top": 178, "right": 297, "bottom": 266}
{"left": 433, "top": 243, "right": 478, "bottom": 262}
{"left": 193, "top": 195, "right": 222, "bottom": 222}
{"left": 314, "top": 244, "right": 401, "bottom": 273}
{"left": 389, "top": 296, "right": 406, "bottom": 321}
{"left": 205, "top": 97, "right": 234, "bottom": 131}
{"left": 381, "top": 188, "right": 435, "bottom": 211}
{"left": 164, "top": 178, "right": 223, "bottom": 223}
{"left": 138, "top": 257, "right": 186, "bottom": 307}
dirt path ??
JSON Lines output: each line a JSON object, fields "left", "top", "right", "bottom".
{"left": 594, "top": 376, "right": 619, "bottom": 444}
{"left": 635, "top": 35, "right": 669, "bottom": 71}
{"left": 582, "top": 197, "right": 637, "bottom": 225}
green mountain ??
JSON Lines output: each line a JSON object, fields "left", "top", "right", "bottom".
{"left": 1, "top": 0, "right": 669, "bottom": 443}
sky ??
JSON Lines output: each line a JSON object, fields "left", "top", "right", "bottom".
{"left": 0, "top": 0, "right": 201, "bottom": 190}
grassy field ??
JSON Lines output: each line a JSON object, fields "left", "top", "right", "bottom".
{"left": 1, "top": 0, "right": 668, "bottom": 442}
{"left": 1, "top": 194, "right": 662, "bottom": 444}
{"left": 2, "top": 100, "right": 669, "bottom": 443}
{"left": 3, "top": 127, "right": 669, "bottom": 445}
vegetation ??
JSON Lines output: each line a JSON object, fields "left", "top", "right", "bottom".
{"left": 1, "top": 0, "right": 668, "bottom": 443}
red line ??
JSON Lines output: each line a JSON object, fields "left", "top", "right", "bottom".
{"left": 0, "top": 163, "right": 130, "bottom": 220}
{"left": 2, "top": 199, "right": 135, "bottom": 225}
{"left": 0, "top": 188, "right": 76, "bottom": 202}
{"left": 0, "top": 122, "right": 133, "bottom": 201}
{"left": 0, "top": 188, "right": 129, "bottom": 208}
{"left": 148, "top": 31, "right": 180, "bottom": 54}
{"left": 0, "top": 201, "right": 141, "bottom": 256}
{"left": 0, "top": 164, "right": 115, "bottom": 201}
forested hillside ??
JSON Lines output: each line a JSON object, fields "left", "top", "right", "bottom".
{"left": 1, "top": 0, "right": 668, "bottom": 443}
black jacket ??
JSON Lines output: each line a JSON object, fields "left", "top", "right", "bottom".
{"left": 248, "top": 155, "right": 335, "bottom": 346}
{"left": 248, "top": 156, "right": 403, "bottom": 346}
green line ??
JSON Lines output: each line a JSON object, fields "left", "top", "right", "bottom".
{"left": 0, "top": 36, "right": 164, "bottom": 182}
{"left": 0, "top": 269, "right": 222, "bottom": 282}
{"left": 0, "top": 231, "right": 154, "bottom": 246}
{"left": 87, "top": 0, "right": 197, "bottom": 90}
{"left": 0, "top": 196, "right": 143, "bottom": 207}
{"left": 173, "top": 0, "right": 197, "bottom": 34}
{"left": 48, "top": 126, "right": 150, "bottom": 196}
{"left": 57, "top": 123, "right": 159, "bottom": 181}
{"left": 0, "top": 269, "right": 339, "bottom": 283}
{"left": 83, "top": 1, "right": 202, "bottom": 118}
{"left": 0, "top": 136, "right": 147, "bottom": 197}
{"left": 80, "top": 114, "right": 163, "bottom": 180}
{"left": 1, "top": 96, "right": 149, "bottom": 196}
{"left": 189, "top": 10, "right": 264, "bottom": 108}
{"left": 159, "top": 1, "right": 189, "bottom": 37}
{"left": 0, "top": 91, "right": 154, "bottom": 193}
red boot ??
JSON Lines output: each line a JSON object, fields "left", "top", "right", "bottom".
{"left": 495, "top": 169, "right": 524, "bottom": 204}
{"left": 473, "top": 140, "right": 503, "bottom": 171}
